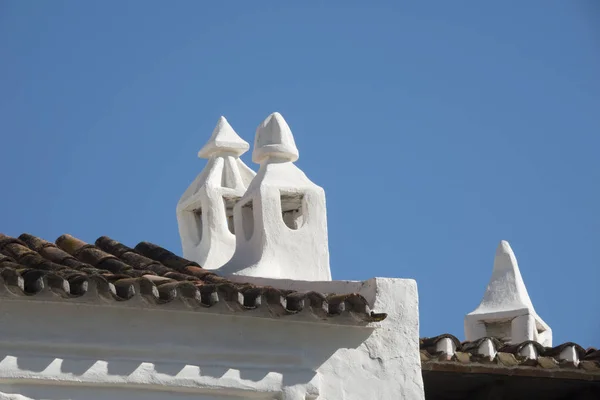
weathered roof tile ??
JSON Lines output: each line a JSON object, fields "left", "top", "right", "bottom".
{"left": 420, "top": 333, "right": 600, "bottom": 379}
{"left": 0, "top": 233, "right": 386, "bottom": 325}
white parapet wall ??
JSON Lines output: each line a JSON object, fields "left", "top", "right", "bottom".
{"left": 0, "top": 277, "right": 423, "bottom": 400}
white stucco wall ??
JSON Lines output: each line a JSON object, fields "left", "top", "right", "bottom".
{"left": 0, "top": 277, "right": 423, "bottom": 400}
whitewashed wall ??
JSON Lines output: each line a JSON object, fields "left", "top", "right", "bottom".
{"left": 0, "top": 277, "right": 423, "bottom": 400}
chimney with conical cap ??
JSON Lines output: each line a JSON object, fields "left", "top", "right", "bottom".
{"left": 465, "top": 240, "right": 552, "bottom": 346}
{"left": 177, "top": 116, "right": 256, "bottom": 270}
{"left": 218, "top": 112, "right": 332, "bottom": 281}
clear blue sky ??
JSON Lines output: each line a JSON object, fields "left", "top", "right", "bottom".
{"left": 1, "top": 1, "right": 598, "bottom": 347}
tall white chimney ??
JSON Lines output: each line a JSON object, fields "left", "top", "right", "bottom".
{"left": 219, "top": 112, "right": 332, "bottom": 281}
{"left": 177, "top": 116, "right": 255, "bottom": 269}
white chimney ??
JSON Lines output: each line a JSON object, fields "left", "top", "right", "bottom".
{"left": 465, "top": 240, "right": 552, "bottom": 346}
{"left": 177, "top": 116, "right": 255, "bottom": 269}
{"left": 218, "top": 112, "right": 332, "bottom": 281}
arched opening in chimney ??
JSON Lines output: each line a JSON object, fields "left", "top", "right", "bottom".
{"left": 280, "top": 191, "right": 304, "bottom": 230}
{"left": 223, "top": 196, "right": 239, "bottom": 235}
{"left": 241, "top": 200, "right": 254, "bottom": 240}
{"left": 485, "top": 320, "right": 511, "bottom": 342}
{"left": 220, "top": 159, "right": 236, "bottom": 189}
{"left": 188, "top": 207, "right": 203, "bottom": 245}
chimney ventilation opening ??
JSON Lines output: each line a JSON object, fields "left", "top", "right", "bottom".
{"left": 188, "top": 208, "right": 203, "bottom": 245}
{"left": 485, "top": 320, "right": 511, "bottom": 342}
{"left": 223, "top": 196, "right": 239, "bottom": 235}
{"left": 280, "top": 192, "right": 304, "bottom": 230}
{"left": 241, "top": 200, "right": 254, "bottom": 240}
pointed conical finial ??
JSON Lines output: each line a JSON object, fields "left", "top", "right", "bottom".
{"left": 198, "top": 116, "right": 249, "bottom": 159}
{"left": 465, "top": 240, "right": 552, "bottom": 346}
{"left": 478, "top": 240, "right": 535, "bottom": 312}
{"left": 252, "top": 112, "right": 299, "bottom": 164}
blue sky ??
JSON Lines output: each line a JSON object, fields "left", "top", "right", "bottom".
{"left": 1, "top": 1, "right": 598, "bottom": 347}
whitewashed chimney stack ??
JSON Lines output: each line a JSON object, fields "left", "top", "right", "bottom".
{"left": 219, "top": 112, "right": 332, "bottom": 281}
{"left": 177, "top": 116, "right": 256, "bottom": 269}
{"left": 465, "top": 240, "right": 552, "bottom": 346}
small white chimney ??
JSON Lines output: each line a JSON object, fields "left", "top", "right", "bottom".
{"left": 177, "top": 116, "right": 255, "bottom": 269}
{"left": 218, "top": 112, "right": 332, "bottom": 281}
{"left": 465, "top": 240, "right": 552, "bottom": 346}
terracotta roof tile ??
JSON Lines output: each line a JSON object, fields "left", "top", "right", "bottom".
{"left": 585, "top": 348, "right": 600, "bottom": 361}
{"left": 0, "top": 233, "right": 386, "bottom": 324}
{"left": 420, "top": 334, "right": 600, "bottom": 379}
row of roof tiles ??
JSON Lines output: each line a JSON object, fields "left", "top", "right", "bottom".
{"left": 421, "top": 334, "right": 600, "bottom": 376}
{"left": 0, "top": 233, "right": 386, "bottom": 324}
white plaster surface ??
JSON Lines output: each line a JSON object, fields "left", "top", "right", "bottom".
{"left": 219, "top": 113, "right": 332, "bottom": 281}
{"left": 252, "top": 112, "right": 299, "bottom": 164}
{"left": 519, "top": 343, "right": 537, "bottom": 360}
{"left": 465, "top": 240, "right": 552, "bottom": 346}
{"left": 177, "top": 116, "right": 256, "bottom": 269}
{"left": 435, "top": 338, "right": 456, "bottom": 357}
{"left": 559, "top": 346, "right": 578, "bottom": 365}
{"left": 477, "top": 339, "right": 496, "bottom": 359}
{"left": 0, "top": 277, "right": 423, "bottom": 400}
